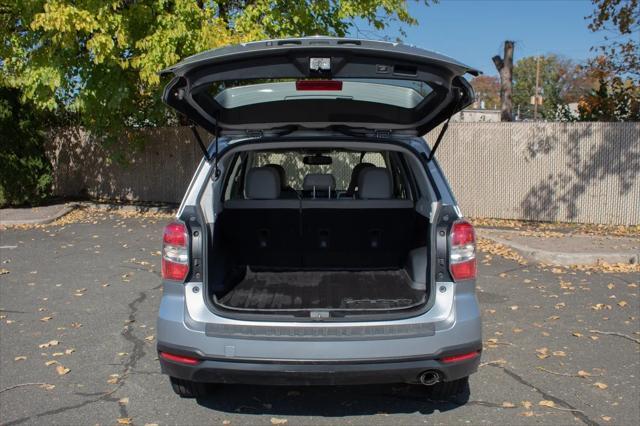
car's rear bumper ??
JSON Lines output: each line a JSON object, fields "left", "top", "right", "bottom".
{"left": 157, "top": 342, "right": 481, "bottom": 385}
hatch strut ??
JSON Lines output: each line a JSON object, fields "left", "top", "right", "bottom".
{"left": 189, "top": 118, "right": 221, "bottom": 178}
{"left": 427, "top": 91, "right": 462, "bottom": 162}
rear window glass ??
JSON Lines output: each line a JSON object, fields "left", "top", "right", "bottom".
{"left": 252, "top": 151, "right": 386, "bottom": 191}
{"left": 211, "top": 79, "right": 433, "bottom": 109}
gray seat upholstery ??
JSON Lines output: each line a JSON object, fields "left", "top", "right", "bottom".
{"left": 345, "top": 162, "right": 375, "bottom": 197}
{"left": 358, "top": 167, "right": 392, "bottom": 199}
{"left": 246, "top": 167, "right": 280, "bottom": 199}
{"left": 302, "top": 173, "right": 336, "bottom": 199}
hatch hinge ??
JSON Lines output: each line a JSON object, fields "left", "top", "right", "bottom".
{"left": 245, "top": 129, "right": 264, "bottom": 138}
{"left": 374, "top": 129, "right": 392, "bottom": 138}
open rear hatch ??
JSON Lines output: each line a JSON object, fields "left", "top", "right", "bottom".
{"left": 160, "top": 36, "right": 478, "bottom": 136}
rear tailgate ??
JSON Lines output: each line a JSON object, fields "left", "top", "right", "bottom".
{"left": 161, "top": 37, "right": 478, "bottom": 135}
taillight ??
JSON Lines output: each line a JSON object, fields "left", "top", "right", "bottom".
{"left": 449, "top": 220, "right": 476, "bottom": 281}
{"left": 440, "top": 350, "right": 481, "bottom": 364}
{"left": 161, "top": 221, "right": 189, "bottom": 281}
{"left": 295, "top": 80, "right": 343, "bottom": 91}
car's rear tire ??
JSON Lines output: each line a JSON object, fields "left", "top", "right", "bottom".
{"left": 427, "top": 376, "right": 469, "bottom": 399}
{"left": 169, "top": 377, "right": 210, "bottom": 398}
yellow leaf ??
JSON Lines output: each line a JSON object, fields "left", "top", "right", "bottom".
{"left": 45, "top": 360, "right": 58, "bottom": 366}
{"left": 617, "top": 301, "right": 628, "bottom": 307}
{"left": 40, "top": 316, "right": 53, "bottom": 322}
{"left": 144, "top": 335, "right": 155, "bottom": 341}
{"left": 606, "top": 283, "right": 615, "bottom": 290}
{"left": 65, "top": 348, "right": 75, "bottom": 355}
{"left": 577, "top": 370, "right": 591, "bottom": 378}
{"left": 270, "top": 419, "right": 288, "bottom": 425}
{"left": 539, "top": 400, "right": 555, "bottom": 408}
{"left": 601, "top": 416, "right": 612, "bottom": 422}
{"left": 52, "top": 352, "right": 64, "bottom": 357}
{"left": 594, "top": 382, "right": 608, "bottom": 390}
{"left": 56, "top": 365, "right": 70, "bottom": 375}
{"left": 117, "top": 418, "right": 132, "bottom": 425}
{"left": 501, "top": 401, "right": 516, "bottom": 408}
{"left": 572, "top": 332, "right": 583, "bottom": 337}
{"left": 552, "top": 351, "right": 566, "bottom": 357}
{"left": 521, "top": 400, "right": 533, "bottom": 409}
{"left": 119, "top": 397, "right": 129, "bottom": 405}
{"left": 40, "top": 384, "right": 55, "bottom": 390}
{"left": 510, "top": 305, "right": 518, "bottom": 310}
{"left": 14, "top": 356, "right": 27, "bottom": 361}
{"left": 520, "top": 411, "right": 534, "bottom": 417}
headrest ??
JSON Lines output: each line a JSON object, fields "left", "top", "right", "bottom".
{"left": 358, "top": 167, "right": 392, "bottom": 199}
{"left": 245, "top": 167, "right": 281, "bottom": 199}
{"left": 303, "top": 174, "right": 336, "bottom": 191}
{"left": 347, "top": 162, "right": 375, "bottom": 193}
{"left": 263, "top": 164, "right": 287, "bottom": 189}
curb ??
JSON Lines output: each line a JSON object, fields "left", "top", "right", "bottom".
{"left": 0, "top": 205, "right": 76, "bottom": 226}
{"left": 74, "top": 201, "right": 177, "bottom": 214}
{"left": 479, "top": 231, "right": 639, "bottom": 266}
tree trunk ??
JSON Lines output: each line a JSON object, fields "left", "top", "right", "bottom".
{"left": 492, "top": 41, "right": 515, "bottom": 121}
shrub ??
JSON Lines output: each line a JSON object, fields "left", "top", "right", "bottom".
{"left": 0, "top": 88, "right": 53, "bottom": 207}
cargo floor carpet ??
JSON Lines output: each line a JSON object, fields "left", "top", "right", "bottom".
{"left": 218, "top": 269, "right": 425, "bottom": 311}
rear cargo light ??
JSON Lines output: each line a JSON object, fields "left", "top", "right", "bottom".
{"left": 295, "top": 80, "right": 343, "bottom": 91}
{"left": 159, "top": 351, "right": 201, "bottom": 365}
{"left": 449, "top": 220, "right": 476, "bottom": 281}
{"left": 440, "top": 350, "right": 481, "bottom": 364}
{"left": 161, "top": 221, "right": 189, "bottom": 281}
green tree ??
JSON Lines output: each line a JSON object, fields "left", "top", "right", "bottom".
{"left": 1, "top": 1, "right": 430, "bottom": 143}
{"left": 512, "top": 55, "right": 593, "bottom": 120}
{"left": 0, "top": 87, "right": 53, "bottom": 206}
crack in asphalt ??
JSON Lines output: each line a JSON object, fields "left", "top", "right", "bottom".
{"left": 1, "top": 284, "right": 161, "bottom": 425}
{"left": 489, "top": 364, "right": 600, "bottom": 426}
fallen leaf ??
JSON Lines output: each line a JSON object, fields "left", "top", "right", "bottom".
{"left": 116, "top": 418, "right": 132, "bottom": 425}
{"left": 270, "top": 418, "right": 288, "bottom": 425}
{"left": 521, "top": 400, "right": 533, "bottom": 409}
{"left": 520, "top": 411, "right": 534, "bottom": 417}
{"left": 552, "top": 351, "right": 566, "bottom": 357}
{"left": 117, "top": 352, "right": 128, "bottom": 357}
{"left": 502, "top": 401, "right": 516, "bottom": 408}
{"left": 222, "top": 421, "right": 231, "bottom": 425}
{"left": 578, "top": 370, "right": 591, "bottom": 378}
{"left": 40, "top": 384, "right": 55, "bottom": 390}
{"left": 119, "top": 397, "right": 129, "bottom": 405}
{"left": 572, "top": 332, "right": 583, "bottom": 338}
{"left": 601, "top": 416, "right": 612, "bottom": 422}
{"left": 56, "top": 365, "right": 70, "bottom": 375}
{"left": 40, "top": 316, "right": 53, "bottom": 322}
{"left": 52, "top": 352, "right": 64, "bottom": 357}
{"left": 14, "top": 356, "right": 27, "bottom": 361}
{"left": 45, "top": 360, "right": 58, "bottom": 366}
{"left": 594, "top": 382, "right": 608, "bottom": 390}
{"left": 617, "top": 301, "right": 628, "bottom": 307}
{"left": 607, "top": 283, "right": 615, "bottom": 290}
{"left": 65, "top": 348, "right": 75, "bottom": 355}
{"left": 38, "top": 340, "right": 60, "bottom": 349}
{"left": 539, "top": 400, "right": 556, "bottom": 408}
{"left": 509, "top": 305, "right": 519, "bottom": 311}
{"left": 144, "top": 335, "right": 155, "bottom": 341}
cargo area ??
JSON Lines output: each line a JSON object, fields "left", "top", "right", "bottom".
{"left": 205, "top": 147, "right": 432, "bottom": 316}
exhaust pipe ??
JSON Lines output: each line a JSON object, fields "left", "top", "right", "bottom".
{"left": 419, "top": 370, "right": 441, "bottom": 386}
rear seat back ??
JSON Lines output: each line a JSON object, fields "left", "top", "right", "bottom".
{"left": 301, "top": 167, "right": 415, "bottom": 268}
{"left": 220, "top": 167, "right": 300, "bottom": 267}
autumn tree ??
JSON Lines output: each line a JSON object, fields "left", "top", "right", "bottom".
{"left": 579, "top": 0, "right": 640, "bottom": 121}
{"left": 470, "top": 75, "right": 500, "bottom": 110}
{"left": 512, "top": 55, "right": 595, "bottom": 120}
{"left": 0, "top": 1, "right": 432, "bottom": 141}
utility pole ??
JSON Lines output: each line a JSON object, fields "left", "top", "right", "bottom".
{"left": 533, "top": 56, "right": 540, "bottom": 120}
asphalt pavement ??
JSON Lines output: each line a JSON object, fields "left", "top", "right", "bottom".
{"left": 0, "top": 213, "right": 638, "bottom": 426}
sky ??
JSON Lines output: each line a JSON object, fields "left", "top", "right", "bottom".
{"left": 352, "top": 0, "right": 608, "bottom": 76}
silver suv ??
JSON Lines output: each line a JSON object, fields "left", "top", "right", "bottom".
{"left": 157, "top": 37, "right": 482, "bottom": 399}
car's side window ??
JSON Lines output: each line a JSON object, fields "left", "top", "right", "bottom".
{"left": 223, "top": 153, "right": 246, "bottom": 201}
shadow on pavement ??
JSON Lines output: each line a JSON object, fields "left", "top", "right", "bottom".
{"left": 195, "top": 382, "right": 470, "bottom": 416}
